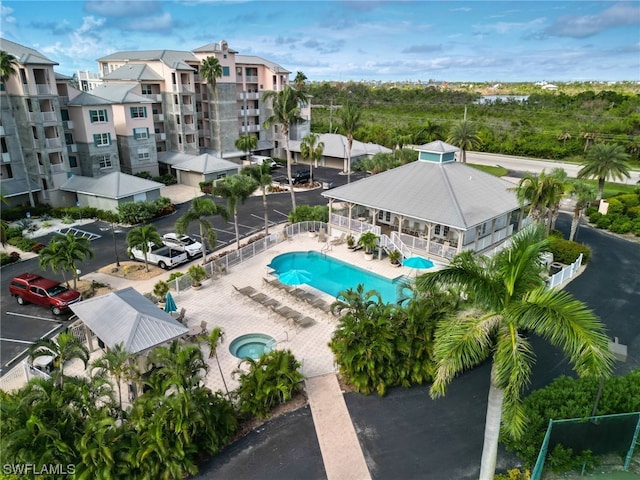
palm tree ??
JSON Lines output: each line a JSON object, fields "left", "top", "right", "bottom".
{"left": 125, "top": 224, "right": 162, "bottom": 272}
{"left": 90, "top": 342, "right": 135, "bottom": 413}
{"left": 201, "top": 326, "right": 230, "bottom": 399}
{"left": 147, "top": 340, "right": 208, "bottom": 393}
{"left": 176, "top": 196, "right": 229, "bottom": 264}
{"left": 578, "top": 143, "right": 631, "bottom": 200}
{"left": 39, "top": 232, "right": 94, "bottom": 289}
{"left": 200, "top": 56, "right": 224, "bottom": 156}
{"left": 30, "top": 331, "right": 90, "bottom": 387}
{"left": 0, "top": 50, "right": 18, "bottom": 85}
{"left": 514, "top": 171, "right": 564, "bottom": 232}
{"left": 235, "top": 134, "right": 258, "bottom": 161}
{"left": 338, "top": 101, "right": 362, "bottom": 183}
{"left": 568, "top": 181, "right": 597, "bottom": 241}
{"left": 293, "top": 71, "right": 308, "bottom": 91}
{"left": 415, "top": 226, "right": 613, "bottom": 480}
{"left": 447, "top": 119, "right": 481, "bottom": 164}
{"left": 300, "top": 132, "right": 325, "bottom": 185}
{"left": 242, "top": 163, "right": 272, "bottom": 234}
{"left": 212, "top": 175, "right": 258, "bottom": 249}
{"left": 263, "top": 85, "right": 309, "bottom": 210}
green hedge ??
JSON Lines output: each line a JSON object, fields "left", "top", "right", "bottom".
{"left": 288, "top": 205, "right": 329, "bottom": 223}
{"left": 547, "top": 236, "right": 591, "bottom": 264}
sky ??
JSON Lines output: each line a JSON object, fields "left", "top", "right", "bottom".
{"left": 1, "top": 0, "right": 639, "bottom": 83}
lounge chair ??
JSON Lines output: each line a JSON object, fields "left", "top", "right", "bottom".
{"left": 233, "top": 285, "right": 258, "bottom": 297}
{"left": 251, "top": 292, "right": 269, "bottom": 304}
{"left": 295, "top": 316, "right": 316, "bottom": 328}
{"left": 330, "top": 233, "right": 346, "bottom": 245}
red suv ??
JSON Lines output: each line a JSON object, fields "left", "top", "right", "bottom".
{"left": 9, "top": 273, "right": 82, "bottom": 315}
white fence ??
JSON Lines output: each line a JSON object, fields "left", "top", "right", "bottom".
{"left": 547, "top": 253, "right": 583, "bottom": 288}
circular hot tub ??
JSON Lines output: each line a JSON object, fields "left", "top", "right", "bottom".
{"left": 229, "top": 333, "right": 275, "bottom": 360}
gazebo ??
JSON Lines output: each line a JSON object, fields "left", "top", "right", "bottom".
{"left": 322, "top": 140, "right": 525, "bottom": 261}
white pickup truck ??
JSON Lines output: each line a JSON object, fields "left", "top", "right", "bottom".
{"left": 128, "top": 243, "right": 188, "bottom": 270}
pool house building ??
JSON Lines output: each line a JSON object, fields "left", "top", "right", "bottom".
{"left": 322, "top": 140, "right": 525, "bottom": 261}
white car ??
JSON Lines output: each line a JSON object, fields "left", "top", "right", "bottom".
{"left": 162, "top": 233, "right": 203, "bottom": 259}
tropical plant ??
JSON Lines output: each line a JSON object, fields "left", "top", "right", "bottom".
{"left": 90, "top": 342, "right": 135, "bottom": 414}
{"left": 233, "top": 349, "right": 304, "bottom": 419}
{"left": 76, "top": 416, "right": 133, "bottom": 479}
{"left": 153, "top": 279, "right": 170, "bottom": 299}
{"left": 200, "top": 55, "right": 224, "bottom": 156}
{"left": 300, "top": 132, "right": 325, "bottom": 184}
{"left": 39, "top": 232, "right": 94, "bottom": 289}
{"left": 0, "top": 50, "right": 18, "bottom": 84}
{"left": 388, "top": 248, "right": 402, "bottom": 265}
{"left": 293, "top": 71, "right": 308, "bottom": 91}
{"left": 446, "top": 119, "right": 481, "bottom": 164}
{"left": 568, "top": 181, "right": 597, "bottom": 241}
{"left": 125, "top": 224, "right": 162, "bottom": 272}
{"left": 338, "top": 101, "right": 362, "bottom": 183}
{"left": 147, "top": 340, "right": 208, "bottom": 394}
{"left": 201, "top": 326, "right": 230, "bottom": 399}
{"left": 235, "top": 134, "right": 258, "bottom": 160}
{"left": 187, "top": 264, "right": 207, "bottom": 287}
{"left": 213, "top": 174, "right": 259, "bottom": 249}
{"left": 29, "top": 331, "right": 90, "bottom": 386}
{"left": 514, "top": 171, "right": 564, "bottom": 232}
{"left": 175, "top": 197, "right": 229, "bottom": 264}
{"left": 357, "top": 231, "right": 379, "bottom": 256}
{"left": 415, "top": 225, "right": 613, "bottom": 480}
{"left": 578, "top": 143, "right": 631, "bottom": 200}
{"left": 263, "top": 85, "right": 309, "bottom": 210}
{"left": 242, "top": 163, "right": 272, "bottom": 234}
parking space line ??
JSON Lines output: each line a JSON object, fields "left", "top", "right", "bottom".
{"left": 6, "top": 312, "right": 64, "bottom": 323}
{"left": 274, "top": 209, "right": 289, "bottom": 218}
{"left": 0, "top": 337, "right": 35, "bottom": 345}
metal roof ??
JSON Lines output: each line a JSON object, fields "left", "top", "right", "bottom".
{"left": 288, "top": 133, "right": 391, "bottom": 159}
{"left": 67, "top": 91, "right": 113, "bottom": 106}
{"left": 60, "top": 172, "right": 163, "bottom": 199}
{"left": 235, "top": 55, "right": 290, "bottom": 74}
{"left": 193, "top": 41, "right": 238, "bottom": 54}
{"left": 86, "top": 83, "right": 153, "bottom": 104}
{"left": 322, "top": 160, "right": 519, "bottom": 230}
{"left": 0, "top": 38, "right": 57, "bottom": 65}
{"left": 97, "top": 50, "right": 198, "bottom": 70}
{"left": 171, "top": 153, "right": 240, "bottom": 174}
{"left": 102, "top": 63, "right": 164, "bottom": 81}
{"left": 70, "top": 287, "right": 188, "bottom": 354}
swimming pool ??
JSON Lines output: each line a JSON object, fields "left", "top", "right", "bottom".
{"left": 268, "top": 251, "right": 407, "bottom": 303}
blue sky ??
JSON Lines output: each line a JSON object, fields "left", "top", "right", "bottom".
{"left": 2, "top": 1, "right": 639, "bottom": 82}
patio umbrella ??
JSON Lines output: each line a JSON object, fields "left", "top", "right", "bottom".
{"left": 403, "top": 256, "right": 434, "bottom": 269}
{"left": 278, "top": 269, "right": 312, "bottom": 286}
{"left": 164, "top": 291, "right": 178, "bottom": 313}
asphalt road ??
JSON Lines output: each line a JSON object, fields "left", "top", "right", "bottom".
{"left": 0, "top": 165, "right": 364, "bottom": 373}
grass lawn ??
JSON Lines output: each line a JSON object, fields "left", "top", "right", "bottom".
{"left": 469, "top": 163, "right": 509, "bottom": 177}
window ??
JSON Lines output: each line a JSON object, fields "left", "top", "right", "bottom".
{"left": 223, "top": 54, "right": 227, "bottom": 59}
{"left": 93, "top": 133, "right": 111, "bottom": 147}
{"left": 435, "top": 225, "right": 441, "bottom": 236}
{"left": 137, "top": 148, "right": 150, "bottom": 161}
{"left": 69, "top": 156, "right": 77, "bottom": 168}
{"left": 133, "top": 128, "right": 149, "bottom": 140}
{"left": 64, "top": 133, "right": 73, "bottom": 144}
{"left": 222, "top": 66, "right": 230, "bottom": 76}
{"left": 141, "top": 84, "right": 152, "bottom": 95}
{"left": 385, "top": 211, "right": 391, "bottom": 222}
{"left": 61, "top": 109, "right": 69, "bottom": 121}
{"left": 97, "top": 154, "right": 112, "bottom": 169}
{"left": 216, "top": 173, "right": 226, "bottom": 180}
{"left": 89, "top": 109, "right": 108, "bottom": 123}
{"left": 130, "top": 106, "right": 147, "bottom": 118}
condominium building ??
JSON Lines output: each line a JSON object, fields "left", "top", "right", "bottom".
{"left": 1, "top": 38, "right": 308, "bottom": 208}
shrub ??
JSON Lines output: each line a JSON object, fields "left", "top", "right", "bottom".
{"left": 547, "top": 236, "right": 591, "bottom": 264}
{"left": 616, "top": 193, "right": 640, "bottom": 210}
{"left": 0, "top": 251, "right": 20, "bottom": 266}
{"left": 199, "top": 180, "right": 214, "bottom": 194}
{"left": 154, "top": 173, "right": 177, "bottom": 185}
{"left": 584, "top": 206, "right": 598, "bottom": 217}
{"left": 15, "top": 237, "right": 37, "bottom": 252}
{"left": 117, "top": 201, "right": 156, "bottom": 225}
{"left": 31, "top": 243, "right": 46, "bottom": 253}
{"left": 187, "top": 264, "right": 207, "bottom": 286}
{"left": 605, "top": 198, "right": 624, "bottom": 215}
{"left": 288, "top": 205, "right": 329, "bottom": 223}
{"left": 609, "top": 219, "right": 633, "bottom": 234}
{"left": 626, "top": 205, "right": 640, "bottom": 219}
{"left": 5, "top": 226, "right": 23, "bottom": 240}
{"left": 167, "top": 271, "right": 184, "bottom": 282}
{"left": 152, "top": 280, "right": 169, "bottom": 299}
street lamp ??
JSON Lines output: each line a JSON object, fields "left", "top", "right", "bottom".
{"left": 111, "top": 220, "right": 120, "bottom": 267}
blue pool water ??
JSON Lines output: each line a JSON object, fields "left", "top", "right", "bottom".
{"left": 268, "top": 251, "right": 407, "bottom": 303}
{"left": 229, "top": 333, "right": 275, "bottom": 360}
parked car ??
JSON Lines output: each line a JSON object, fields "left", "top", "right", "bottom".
{"left": 128, "top": 243, "right": 188, "bottom": 269}
{"left": 8, "top": 273, "right": 82, "bottom": 315}
{"left": 292, "top": 170, "right": 311, "bottom": 184}
{"left": 251, "top": 155, "right": 279, "bottom": 169}
{"left": 162, "top": 233, "right": 203, "bottom": 259}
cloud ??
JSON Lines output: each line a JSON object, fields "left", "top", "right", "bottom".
{"left": 84, "top": 0, "right": 162, "bottom": 17}
{"left": 41, "top": 16, "right": 107, "bottom": 62}
{"left": 543, "top": 2, "right": 640, "bottom": 38}
{"left": 30, "top": 20, "right": 74, "bottom": 36}
{"left": 120, "top": 12, "right": 175, "bottom": 32}
{"left": 302, "top": 38, "right": 345, "bottom": 54}
{"left": 1, "top": 5, "right": 16, "bottom": 23}
{"left": 402, "top": 44, "right": 443, "bottom": 54}
{"left": 474, "top": 17, "right": 546, "bottom": 35}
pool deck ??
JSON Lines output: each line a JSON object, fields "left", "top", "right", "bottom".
{"left": 5, "top": 225, "right": 444, "bottom": 479}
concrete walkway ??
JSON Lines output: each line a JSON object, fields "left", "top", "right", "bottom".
{"left": 306, "top": 374, "right": 371, "bottom": 480}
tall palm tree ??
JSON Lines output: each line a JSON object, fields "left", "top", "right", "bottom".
{"left": 293, "top": 71, "right": 308, "bottom": 91}
{"left": 415, "top": 226, "right": 613, "bottom": 480}
{"left": 200, "top": 56, "right": 224, "bottom": 156}
{"left": 300, "top": 132, "right": 325, "bottom": 185}
{"left": 147, "top": 340, "right": 208, "bottom": 393}
{"left": 30, "top": 331, "right": 90, "bottom": 387}
{"left": 263, "top": 85, "right": 309, "bottom": 210}
{"left": 0, "top": 50, "right": 18, "bottom": 85}
{"left": 213, "top": 174, "right": 258, "bottom": 249}
{"left": 201, "top": 326, "right": 230, "bottom": 399}
{"left": 125, "top": 224, "right": 162, "bottom": 272}
{"left": 447, "top": 119, "right": 481, "bottom": 164}
{"left": 242, "top": 163, "right": 272, "bottom": 234}
{"left": 578, "top": 143, "right": 630, "bottom": 200}
{"left": 39, "top": 232, "right": 94, "bottom": 289}
{"left": 338, "top": 101, "right": 362, "bottom": 183}
{"left": 514, "top": 171, "right": 564, "bottom": 233}
{"left": 235, "top": 134, "right": 258, "bottom": 161}
{"left": 568, "top": 181, "right": 597, "bottom": 241}
{"left": 90, "top": 342, "right": 135, "bottom": 414}
{"left": 175, "top": 196, "right": 229, "bottom": 264}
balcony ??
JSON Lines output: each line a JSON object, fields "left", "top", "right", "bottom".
{"left": 183, "top": 123, "right": 196, "bottom": 132}
{"left": 182, "top": 104, "right": 194, "bottom": 113}
{"left": 36, "top": 84, "right": 52, "bottom": 95}
{"left": 184, "top": 142, "right": 197, "bottom": 150}
{"left": 143, "top": 93, "right": 162, "bottom": 102}
{"left": 240, "top": 124, "right": 260, "bottom": 133}
{"left": 67, "top": 144, "right": 77, "bottom": 153}
{"left": 60, "top": 96, "right": 69, "bottom": 106}
{"left": 238, "top": 108, "right": 260, "bottom": 117}
{"left": 63, "top": 120, "right": 74, "bottom": 130}
{"left": 2, "top": 152, "right": 10, "bottom": 163}
{"left": 50, "top": 163, "right": 66, "bottom": 174}
{"left": 237, "top": 92, "right": 260, "bottom": 100}
{"left": 155, "top": 133, "right": 166, "bottom": 141}
{"left": 45, "top": 137, "right": 62, "bottom": 149}
{"left": 0, "top": 126, "right": 4, "bottom": 136}
{"left": 153, "top": 113, "right": 165, "bottom": 122}
{"left": 42, "top": 111, "right": 57, "bottom": 123}
{"left": 181, "top": 84, "right": 193, "bottom": 93}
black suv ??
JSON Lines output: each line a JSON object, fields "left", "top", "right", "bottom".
{"left": 292, "top": 170, "right": 311, "bottom": 184}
